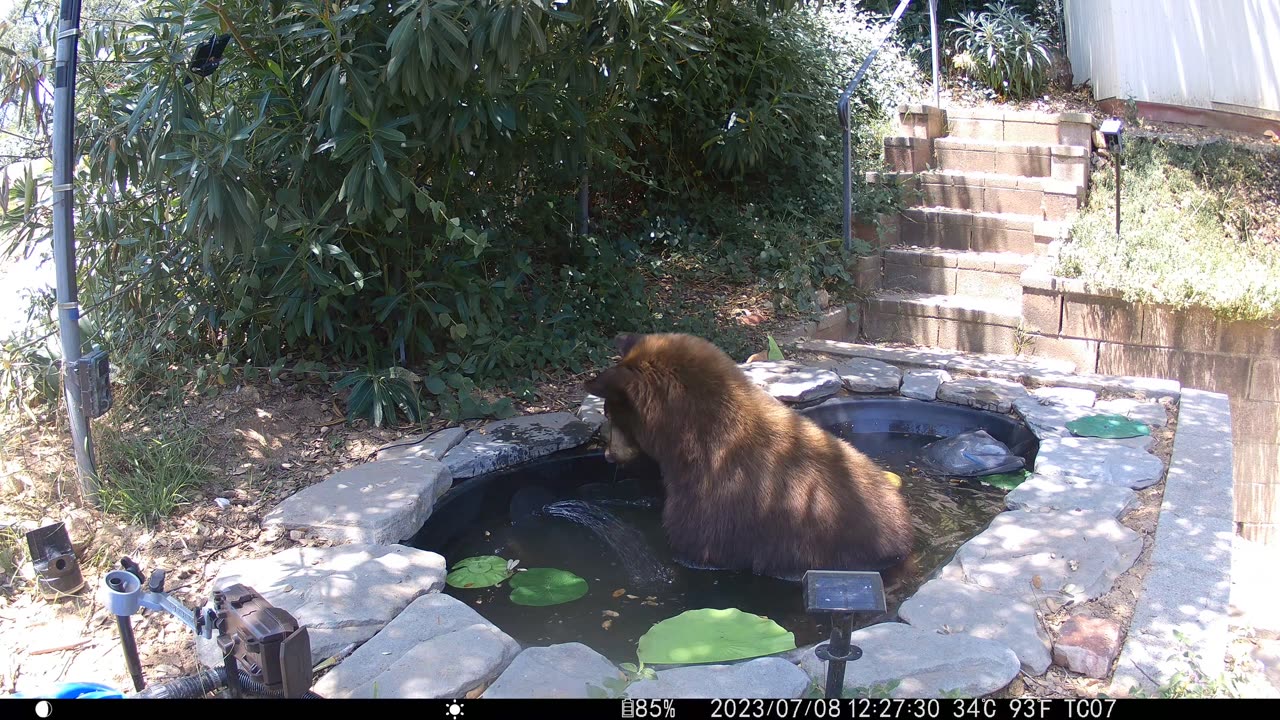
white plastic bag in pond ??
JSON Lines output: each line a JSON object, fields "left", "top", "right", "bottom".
{"left": 919, "top": 430, "right": 1025, "bottom": 477}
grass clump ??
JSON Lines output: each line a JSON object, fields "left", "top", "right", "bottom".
{"left": 1054, "top": 136, "right": 1280, "bottom": 322}
{"left": 95, "top": 424, "right": 215, "bottom": 527}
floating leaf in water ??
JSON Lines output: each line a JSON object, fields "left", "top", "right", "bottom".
{"left": 637, "top": 608, "right": 796, "bottom": 665}
{"left": 446, "top": 555, "right": 513, "bottom": 589}
{"left": 509, "top": 568, "right": 590, "bottom": 606}
{"left": 1066, "top": 414, "right": 1151, "bottom": 439}
{"left": 980, "top": 469, "right": 1030, "bottom": 490}
{"left": 883, "top": 470, "right": 903, "bottom": 488}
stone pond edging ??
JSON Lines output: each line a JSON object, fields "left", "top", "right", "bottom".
{"left": 196, "top": 337, "right": 1233, "bottom": 699}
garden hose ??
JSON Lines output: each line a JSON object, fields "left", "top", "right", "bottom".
{"left": 133, "top": 667, "right": 324, "bottom": 699}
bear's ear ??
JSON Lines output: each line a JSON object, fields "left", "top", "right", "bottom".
{"left": 584, "top": 365, "right": 633, "bottom": 405}
{"left": 614, "top": 333, "right": 643, "bottom": 357}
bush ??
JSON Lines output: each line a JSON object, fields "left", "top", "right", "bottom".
{"left": 948, "top": 0, "right": 1053, "bottom": 99}
{"left": 0, "top": 0, "right": 923, "bottom": 428}
{"left": 1054, "top": 136, "right": 1280, "bottom": 322}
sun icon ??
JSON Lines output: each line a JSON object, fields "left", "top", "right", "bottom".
{"left": 445, "top": 701, "right": 465, "bottom": 717}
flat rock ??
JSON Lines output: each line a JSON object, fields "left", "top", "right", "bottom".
{"left": 1034, "top": 436, "right": 1165, "bottom": 489}
{"left": 482, "top": 643, "right": 625, "bottom": 698}
{"left": 196, "top": 544, "right": 446, "bottom": 668}
{"left": 738, "top": 361, "right": 842, "bottom": 403}
{"left": 1013, "top": 396, "right": 1098, "bottom": 440}
{"left": 821, "top": 357, "right": 903, "bottom": 393}
{"left": 1053, "top": 615, "right": 1122, "bottom": 679}
{"left": 1026, "top": 371, "right": 1181, "bottom": 401}
{"left": 945, "top": 353, "right": 1075, "bottom": 382}
{"left": 937, "top": 377, "right": 1029, "bottom": 413}
{"left": 901, "top": 369, "right": 951, "bottom": 401}
{"left": 797, "top": 622, "right": 1020, "bottom": 698}
{"left": 577, "top": 395, "right": 606, "bottom": 429}
{"left": 1031, "top": 386, "right": 1097, "bottom": 407}
{"left": 313, "top": 593, "right": 520, "bottom": 698}
{"left": 442, "top": 412, "right": 597, "bottom": 480}
{"left": 1094, "top": 398, "right": 1168, "bottom": 428}
{"left": 261, "top": 457, "right": 451, "bottom": 544}
{"left": 1004, "top": 474, "right": 1139, "bottom": 518}
{"left": 791, "top": 339, "right": 959, "bottom": 368}
{"left": 898, "top": 578, "right": 1052, "bottom": 675}
{"left": 376, "top": 427, "right": 468, "bottom": 462}
{"left": 939, "top": 509, "right": 1143, "bottom": 611}
{"left": 625, "top": 658, "right": 811, "bottom": 699}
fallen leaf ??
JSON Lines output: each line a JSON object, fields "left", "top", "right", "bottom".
{"left": 612, "top": 589, "right": 626, "bottom": 598}
{"left": 603, "top": 610, "right": 619, "bottom": 618}
{"left": 1031, "top": 575, "right": 1043, "bottom": 589}
{"left": 602, "top": 620, "right": 613, "bottom": 630}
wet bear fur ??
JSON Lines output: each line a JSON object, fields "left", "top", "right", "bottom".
{"left": 583, "top": 332, "right": 915, "bottom": 579}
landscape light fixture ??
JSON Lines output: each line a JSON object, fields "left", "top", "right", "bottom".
{"left": 1101, "top": 118, "right": 1124, "bottom": 236}
{"left": 803, "top": 570, "right": 887, "bottom": 698}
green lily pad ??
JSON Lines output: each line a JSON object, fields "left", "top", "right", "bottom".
{"left": 1066, "top": 414, "right": 1151, "bottom": 439}
{"left": 508, "top": 568, "right": 589, "bottom": 606}
{"left": 446, "top": 555, "right": 513, "bottom": 589}
{"left": 637, "top": 608, "right": 796, "bottom": 665}
{"left": 981, "top": 469, "right": 1030, "bottom": 490}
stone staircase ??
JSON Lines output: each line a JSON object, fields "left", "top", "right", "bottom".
{"left": 854, "top": 105, "right": 1098, "bottom": 364}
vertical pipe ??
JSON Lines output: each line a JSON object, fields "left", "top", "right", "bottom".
{"left": 842, "top": 124, "right": 852, "bottom": 252}
{"left": 52, "top": 0, "right": 98, "bottom": 504}
{"left": 824, "top": 612, "right": 853, "bottom": 698}
{"left": 115, "top": 615, "right": 146, "bottom": 691}
{"left": 929, "top": 0, "right": 941, "bottom": 107}
{"left": 1114, "top": 156, "right": 1121, "bottom": 236}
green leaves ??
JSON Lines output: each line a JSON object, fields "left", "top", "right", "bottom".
{"left": 333, "top": 367, "right": 423, "bottom": 428}
{"left": 637, "top": 608, "right": 797, "bottom": 665}
{"left": 445, "top": 555, "right": 516, "bottom": 589}
{"left": 1066, "top": 415, "right": 1152, "bottom": 439}
{"left": 508, "top": 568, "right": 590, "bottom": 606}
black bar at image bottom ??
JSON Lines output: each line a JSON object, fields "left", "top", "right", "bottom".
{"left": 4, "top": 697, "right": 1279, "bottom": 718}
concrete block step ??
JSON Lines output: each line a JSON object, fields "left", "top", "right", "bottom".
{"left": 915, "top": 170, "right": 1084, "bottom": 220}
{"left": 881, "top": 247, "right": 1033, "bottom": 303}
{"left": 944, "top": 107, "right": 1095, "bottom": 147}
{"left": 861, "top": 291, "right": 1029, "bottom": 356}
{"left": 934, "top": 138, "right": 1090, "bottom": 186}
{"left": 897, "top": 207, "right": 1065, "bottom": 255}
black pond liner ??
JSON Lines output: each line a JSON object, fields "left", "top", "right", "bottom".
{"left": 406, "top": 395, "right": 1040, "bottom": 664}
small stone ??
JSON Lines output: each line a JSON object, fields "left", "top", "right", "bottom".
{"left": 443, "top": 413, "right": 598, "bottom": 480}
{"left": 214, "top": 497, "right": 232, "bottom": 510}
{"left": 737, "top": 361, "right": 842, "bottom": 403}
{"left": 1034, "top": 436, "right": 1165, "bottom": 489}
{"left": 482, "top": 643, "right": 625, "bottom": 698}
{"left": 1004, "top": 474, "right": 1138, "bottom": 518}
{"left": 376, "top": 427, "right": 468, "bottom": 463}
{"left": 576, "top": 395, "right": 606, "bottom": 429}
{"left": 626, "top": 657, "right": 811, "bottom": 699}
{"left": 1054, "top": 615, "right": 1122, "bottom": 678}
{"left": 901, "top": 369, "right": 950, "bottom": 401}
{"left": 937, "top": 377, "right": 1029, "bottom": 413}
{"left": 827, "top": 357, "right": 903, "bottom": 393}
{"left": 289, "top": 530, "right": 305, "bottom": 541}
{"left": 796, "top": 622, "right": 1020, "bottom": 698}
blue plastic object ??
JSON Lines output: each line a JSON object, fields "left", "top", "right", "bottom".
{"left": 10, "top": 681, "right": 125, "bottom": 699}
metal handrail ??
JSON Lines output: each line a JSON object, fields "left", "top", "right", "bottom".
{"left": 840, "top": 0, "right": 941, "bottom": 251}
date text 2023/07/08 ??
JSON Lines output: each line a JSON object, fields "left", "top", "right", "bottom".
{"left": 8, "top": 697, "right": 1278, "bottom": 717}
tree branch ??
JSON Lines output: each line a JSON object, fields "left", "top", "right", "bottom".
{"left": 202, "top": 1, "right": 263, "bottom": 66}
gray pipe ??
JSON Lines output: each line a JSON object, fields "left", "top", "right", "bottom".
{"left": 51, "top": 0, "right": 98, "bottom": 503}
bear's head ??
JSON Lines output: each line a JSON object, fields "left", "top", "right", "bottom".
{"left": 583, "top": 333, "right": 650, "bottom": 465}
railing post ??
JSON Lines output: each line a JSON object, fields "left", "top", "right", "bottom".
{"left": 839, "top": 0, "right": 914, "bottom": 253}
{"left": 930, "top": 0, "right": 940, "bottom": 108}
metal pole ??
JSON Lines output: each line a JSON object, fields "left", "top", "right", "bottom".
{"left": 1114, "top": 156, "right": 1121, "bottom": 236}
{"left": 114, "top": 615, "right": 146, "bottom": 691}
{"left": 52, "top": 0, "right": 99, "bottom": 504}
{"left": 929, "top": 0, "right": 941, "bottom": 108}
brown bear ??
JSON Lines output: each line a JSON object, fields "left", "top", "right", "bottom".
{"left": 583, "top": 332, "right": 915, "bottom": 580}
